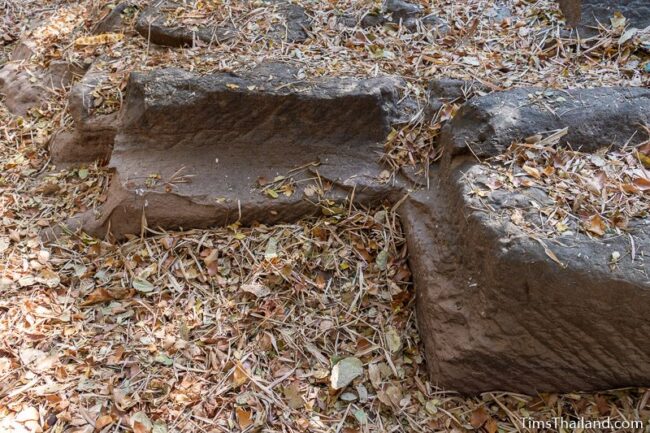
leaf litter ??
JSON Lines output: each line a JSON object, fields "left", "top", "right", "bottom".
{"left": 470, "top": 127, "right": 649, "bottom": 240}
{"left": 1, "top": 0, "right": 650, "bottom": 432}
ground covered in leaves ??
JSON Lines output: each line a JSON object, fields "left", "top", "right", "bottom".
{"left": 1, "top": 0, "right": 650, "bottom": 432}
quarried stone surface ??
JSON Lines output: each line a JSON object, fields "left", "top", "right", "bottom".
{"left": 399, "top": 85, "right": 650, "bottom": 394}
{"left": 442, "top": 86, "right": 650, "bottom": 158}
{"left": 560, "top": 0, "right": 650, "bottom": 35}
{"left": 401, "top": 158, "right": 650, "bottom": 394}
{"left": 0, "top": 61, "right": 82, "bottom": 115}
{"left": 49, "top": 65, "right": 119, "bottom": 165}
{"left": 46, "top": 66, "right": 650, "bottom": 396}
{"left": 62, "top": 66, "right": 405, "bottom": 238}
{"left": 136, "top": 0, "right": 310, "bottom": 47}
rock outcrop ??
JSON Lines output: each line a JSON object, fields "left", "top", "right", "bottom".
{"left": 0, "top": 61, "right": 83, "bottom": 115}
{"left": 92, "top": 2, "right": 135, "bottom": 34}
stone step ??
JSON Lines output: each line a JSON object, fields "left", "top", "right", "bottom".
{"left": 63, "top": 65, "right": 406, "bottom": 238}
{"left": 401, "top": 85, "right": 650, "bottom": 393}
{"left": 49, "top": 68, "right": 650, "bottom": 394}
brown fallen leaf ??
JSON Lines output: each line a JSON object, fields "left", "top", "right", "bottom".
{"left": 131, "top": 412, "right": 153, "bottom": 433}
{"left": 95, "top": 414, "right": 115, "bottom": 430}
{"left": 470, "top": 406, "right": 489, "bottom": 429}
{"left": 233, "top": 362, "right": 249, "bottom": 387}
{"left": 485, "top": 417, "right": 498, "bottom": 433}
{"left": 532, "top": 237, "right": 565, "bottom": 268}
{"left": 81, "top": 287, "right": 133, "bottom": 306}
{"left": 522, "top": 164, "right": 541, "bottom": 179}
{"left": 633, "top": 177, "right": 650, "bottom": 192}
{"left": 622, "top": 183, "right": 640, "bottom": 194}
{"left": 236, "top": 407, "right": 253, "bottom": 429}
{"left": 585, "top": 214, "right": 606, "bottom": 236}
{"left": 283, "top": 382, "right": 304, "bottom": 409}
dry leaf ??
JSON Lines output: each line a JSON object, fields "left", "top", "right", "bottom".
{"left": 585, "top": 214, "right": 606, "bottom": 236}
{"left": 96, "top": 414, "right": 115, "bottom": 430}
{"left": 233, "top": 362, "right": 249, "bottom": 387}
{"left": 241, "top": 282, "right": 271, "bottom": 298}
{"left": 131, "top": 412, "right": 153, "bottom": 433}
{"left": 633, "top": 177, "right": 650, "bottom": 191}
{"left": 331, "top": 357, "right": 363, "bottom": 390}
{"left": 385, "top": 327, "right": 401, "bottom": 353}
{"left": 16, "top": 406, "right": 39, "bottom": 423}
{"left": 236, "top": 407, "right": 253, "bottom": 429}
{"left": 283, "top": 382, "right": 304, "bottom": 409}
{"left": 522, "top": 164, "right": 541, "bottom": 179}
{"left": 368, "top": 363, "right": 382, "bottom": 389}
{"left": 485, "top": 417, "right": 498, "bottom": 433}
{"left": 81, "top": 288, "right": 115, "bottom": 306}
{"left": 470, "top": 406, "right": 489, "bottom": 429}
{"left": 74, "top": 32, "right": 124, "bottom": 46}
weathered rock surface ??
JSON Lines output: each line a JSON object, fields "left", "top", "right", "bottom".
{"left": 560, "top": 0, "right": 650, "bottom": 35}
{"left": 49, "top": 65, "right": 118, "bottom": 165}
{"left": 265, "top": 1, "right": 311, "bottom": 43}
{"left": 92, "top": 2, "right": 135, "bottom": 34}
{"left": 59, "top": 66, "right": 404, "bottom": 238}
{"left": 384, "top": 0, "right": 422, "bottom": 28}
{"left": 135, "top": 1, "right": 237, "bottom": 47}
{"left": 0, "top": 61, "right": 82, "bottom": 115}
{"left": 425, "top": 78, "right": 488, "bottom": 120}
{"left": 400, "top": 85, "right": 650, "bottom": 394}
{"left": 401, "top": 159, "right": 650, "bottom": 394}
{"left": 442, "top": 86, "right": 650, "bottom": 158}
{"left": 135, "top": 0, "right": 310, "bottom": 47}
{"left": 360, "top": 0, "right": 444, "bottom": 32}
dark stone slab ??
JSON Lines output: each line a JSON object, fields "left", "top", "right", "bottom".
{"left": 49, "top": 65, "right": 118, "bottom": 165}
{"left": 92, "top": 2, "right": 136, "bottom": 34}
{"left": 401, "top": 157, "right": 650, "bottom": 394}
{"left": 135, "top": 0, "right": 310, "bottom": 47}
{"left": 361, "top": 0, "right": 442, "bottom": 32}
{"left": 560, "top": 0, "right": 650, "bottom": 36}
{"left": 60, "top": 67, "right": 404, "bottom": 238}
{"left": 441, "top": 86, "right": 650, "bottom": 158}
